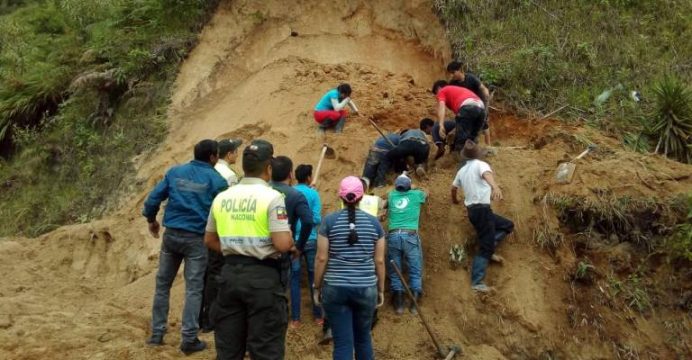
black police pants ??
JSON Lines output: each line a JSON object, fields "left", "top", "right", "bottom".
{"left": 212, "top": 262, "right": 288, "bottom": 360}
{"left": 455, "top": 105, "right": 486, "bottom": 149}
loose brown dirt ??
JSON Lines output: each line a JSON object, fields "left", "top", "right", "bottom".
{"left": 1, "top": 1, "right": 690, "bottom": 359}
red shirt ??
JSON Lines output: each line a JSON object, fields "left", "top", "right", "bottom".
{"left": 436, "top": 86, "right": 481, "bottom": 114}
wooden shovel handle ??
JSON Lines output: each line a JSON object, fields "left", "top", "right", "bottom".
{"left": 368, "top": 118, "right": 396, "bottom": 148}
{"left": 311, "top": 146, "right": 328, "bottom": 186}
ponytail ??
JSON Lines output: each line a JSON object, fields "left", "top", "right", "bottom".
{"left": 346, "top": 202, "right": 359, "bottom": 246}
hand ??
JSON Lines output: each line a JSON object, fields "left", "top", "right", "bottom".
{"left": 148, "top": 221, "right": 160, "bottom": 238}
{"left": 313, "top": 286, "right": 322, "bottom": 306}
{"left": 377, "top": 292, "right": 385, "bottom": 308}
{"left": 491, "top": 185, "right": 504, "bottom": 201}
{"left": 439, "top": 127, "right": 447, "bottom": 140}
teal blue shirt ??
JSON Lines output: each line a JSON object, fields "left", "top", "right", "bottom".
{"left": 387, "top": 189, "right": 426, "bottom": 230}
{"left": 294, "top": 183, "right": 322, "bottom": 243}
{"left": 315, "top": 89, "right": 339, "bottom": 111}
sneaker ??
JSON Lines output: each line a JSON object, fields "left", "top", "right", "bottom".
{"left": 289, "top": 320, "right": 301, "bottom": 329}
{"left": 180, "top": 339, "right": 207, "bottom": 355}
{"left": 146, "top": 334, "right": 164, "bottom": 346}
{"left": 319, "top": 328, "right": 333, "bottom": 345}
{"left": 471, "top": 284, "right": 493, "bottom": 293}
{"left": 491, "top": 254, "right": 505, "bottom": 264}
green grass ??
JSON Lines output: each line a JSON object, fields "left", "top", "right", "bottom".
{"left": 435, "top": 0, "right": 691, "bottom": 161}
{"left": 0, "top": 0, "right": 219, "bottom": 237}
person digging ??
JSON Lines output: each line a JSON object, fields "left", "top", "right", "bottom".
{"left": 450, "top": 140, "right": 514, "bottom": 292}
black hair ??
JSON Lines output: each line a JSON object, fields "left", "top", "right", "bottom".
{"left": 446, "top": 60, "right": 464, "bottom": 73}
{"left": 419, "top": 118, "right": 435, "bottom": 131}
{"left": 194, "top": 140, "right": 219, "bottom": 163}
{"left": 243, "top": 156, "right": 270, "bottom": 177}
{"left": 271, "top": 156, "right": 293, "bottom": 182}
{"left": 337, "top": 83, "right": 352, "bottom": 97}
{"left": 294, "top": 164, "right": 313, "bottom": 184}
{"left": 218, "top": 142, "right": 237, "bottom": 158}
{"left": 431, "top": 80, "right": 448, "bottom": 94}
{"left": 345, "top": 200, "right": 360, "bottom": 246}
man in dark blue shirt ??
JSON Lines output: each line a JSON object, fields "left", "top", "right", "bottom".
{"left": 362, "top": 133, "right": 400, "bottom": 188}
{"left": 142, "top": 139, "right": 228, "bottom": 354}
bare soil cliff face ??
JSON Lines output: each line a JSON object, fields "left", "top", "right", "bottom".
{"left": 1, "top": 1, "right": 689, "bottom": 359}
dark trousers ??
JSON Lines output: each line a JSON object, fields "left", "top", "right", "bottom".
{"left": 200, "top": 249, "right": 224, "bottom": 330}
{"left": 467, "top": 205, "right": 514, "bottom": 285}
{"left": 212, "top": 260, "right": 288, "bottom": 360}
{"left": 387, "top": 140, "right": 430, "bottom": 166}
{"left": 362, "top": 150, "right": 390, "bottom": 187}
{"left": 455, "top": 105, "right": 486, "bottom": 149}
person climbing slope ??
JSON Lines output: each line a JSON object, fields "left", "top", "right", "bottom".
{"left": 143, "top": 139, "right": 228, "bottom": 354}
{"left": 450, "top": 140, "right": 514, "bottom": 293}
{"left": 314, "top": 83, "right": 360, "bottom": 133}
{"left": 447, "top": 61, "right": 491, "bottom": 145}
{"left": 387, "top": 173, "right": 427, "bottom": 315}
{"left": 432, "top": 80, "right": 486, "bottom": 155}
{"left": 313, "top": 176, "right": 386, "bottom": 360}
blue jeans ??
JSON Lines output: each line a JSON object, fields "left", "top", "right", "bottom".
{"left": 290, "top": 245, "right": 322, "bottom": 321}
{"left": 322, "top": 284, "right": 377, "bottom": 360}
{"left": 387, "top": 231, "right": 423, "bottom": 293}
{"left": 151, "top": 228, "right": 208, "bottom": 342}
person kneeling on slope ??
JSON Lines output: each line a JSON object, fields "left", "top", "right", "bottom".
{"left": 314, "top": 83, "right": 359, "bottom": 133}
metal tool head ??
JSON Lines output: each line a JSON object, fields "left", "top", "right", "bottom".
{"left": 587, "top": 144, "right": 597, "bottom": 152}
{"left": 322, "top": 144, "right": 336, "bottom": 159}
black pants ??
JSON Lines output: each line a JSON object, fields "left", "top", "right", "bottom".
{"left": 200, "top": 249, "right": 224, "bottom": 330}
{"left": 362, "top": 150, "right": 390, "bottom": 187}
{"left": 387, "top": 140, "right": 430, "bottom": 166}
{"left": 455, "top": 105, "right": 486, "bottom": 149}
{"left": 467, "top": 205, "right": 514, "bottom": 259}
{"left": 212, "top": 260, "right": 288, "bottom": 360}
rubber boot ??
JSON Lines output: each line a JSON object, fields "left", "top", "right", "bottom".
{"left": 393, "top": 291, "right": 405, "bottom": 315}
{"left": 409, "top": 291, "right": 421, "bottom": 315}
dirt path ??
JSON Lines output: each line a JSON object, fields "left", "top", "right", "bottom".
{"left": 1, "top": 1, "right": 691, "bottom": 359}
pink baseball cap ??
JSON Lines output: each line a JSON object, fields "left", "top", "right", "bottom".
{"left": 339, "top": 176, "right": 364, "bottom": 204}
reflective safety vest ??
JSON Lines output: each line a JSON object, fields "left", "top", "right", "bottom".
{"left": 211, "top": 181, "right": 281, "bottom": 259}
{"left": 341, "top": 194, "right": 380, "bottom": 217}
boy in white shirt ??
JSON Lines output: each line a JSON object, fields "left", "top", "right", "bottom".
{"left": 451, "top": 140, "right": 514, "bottom": 292}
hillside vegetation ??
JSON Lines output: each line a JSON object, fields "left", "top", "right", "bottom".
{"left": 435, "top": 0, "right": 691, "bottom": 161}
{"left": 0, "top": 0, "right": 218, "bottom": 236}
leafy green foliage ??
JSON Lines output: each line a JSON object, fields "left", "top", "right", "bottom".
{"left": 0, "top": 0, "right": 218, "bottom": 236}
{"left": 665, "top": 195, "right": 692, "bottom": 262}
{"left": 649, "top": 76, "right": 692, "bottom": 164}
{"left": 434, "top": 0, "right": 691, "bottom": 153}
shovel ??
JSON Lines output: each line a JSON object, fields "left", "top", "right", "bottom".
{"left": 390, "top": 261, "right": 462, "bottom": 359}
{"left": 311, "top": 144, "right": 336, "bottom": 187}
{"left": 555, "top": 144, "right": 597, "bottom": 184}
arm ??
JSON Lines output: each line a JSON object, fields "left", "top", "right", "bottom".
{"left": 437, "top": 102, "right": 447, "bottom": 138}
{"left": 482, "top": 171, "right": 504, "bottom": 201}
{"left": 268, "top": 195, "right": 294, "bottom": 252}
{"left": 314, "top": 234, "right": 329, "bottom": 289}
{"left": 374, "top": 236, "right": 386, "bottom": 293}
{"left": 295, "top": 197, "right": 314, "bottom": 251}
{"left": 271, "top": 231, "right": 294, "bottom": 253}
{"left": 451, "top": 186, "right": 460, "bottom": 204}
{"left": 480, "top": 83, "right": 491, "bottom": 104}
{"left": 331, "top": 97, "right": 351, "bottom": 111}
{"left": 204, "top": 232, "right": 221, "bottom": 253}
{"left": 347, "top": 99, "right": 359, "bottom": 114}
{"left": 142, "top": 174, "right": 170, "bottom": 222}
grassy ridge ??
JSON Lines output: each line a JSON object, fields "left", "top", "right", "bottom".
{"left": 0, "top": 0, "right": 219, "bottom": 236}
{"left": 435, "top": 0, "right": 691, "bottom": 154}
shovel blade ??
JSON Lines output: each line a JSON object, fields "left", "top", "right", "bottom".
{"left": 323, "top": 144, "right": 336, "bottom": 159}
{"left": 555, "top": 162, "right": 577, "bottom": 184}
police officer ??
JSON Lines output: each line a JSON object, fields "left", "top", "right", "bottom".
{"left": 204, "top": 139, "right": 294, "bottom": 359}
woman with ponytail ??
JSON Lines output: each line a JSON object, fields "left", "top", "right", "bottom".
{"left": 313, "top": 176, "right": 386, "bottom": 360}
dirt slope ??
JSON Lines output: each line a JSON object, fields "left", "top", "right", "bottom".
{"left": 1, "top": 1, "right": 690, "bottom": 359}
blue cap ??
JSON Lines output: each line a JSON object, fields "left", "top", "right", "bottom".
{"left": 395, "top": 174, "right": 411, "bottom": 191}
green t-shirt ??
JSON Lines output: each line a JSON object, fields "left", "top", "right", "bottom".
{"left": 387, "top": 189, "right": 426, "bottom": 230}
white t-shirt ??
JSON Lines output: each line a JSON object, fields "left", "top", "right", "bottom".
{"left": 214, "top": 160, "right": 239, "bottom": 186}
{"left": 452, "top": 159, "right": 492, "bottom": 206}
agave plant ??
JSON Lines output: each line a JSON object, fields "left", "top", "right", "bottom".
{"left": 649, "top": 76, "right": 692, "bottom": 164}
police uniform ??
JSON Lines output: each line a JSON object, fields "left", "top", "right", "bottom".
{"left": 206, "top": 141, "right": 291, "bottom": 360}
